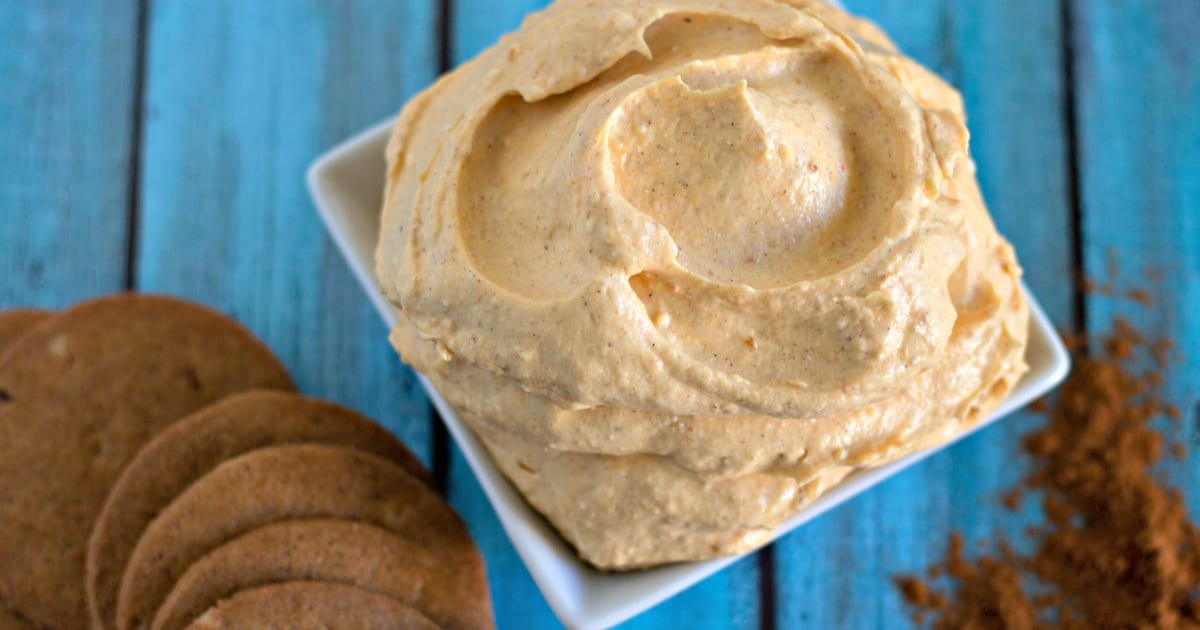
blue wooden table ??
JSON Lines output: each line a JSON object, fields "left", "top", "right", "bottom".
{"left": 2, "top": 1, "right": 1196, "bottom": 627}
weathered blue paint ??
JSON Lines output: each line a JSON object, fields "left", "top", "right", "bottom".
{"left": 135, "top": 0, "right": 440, "bottom": 461}
{"left": 0, "top": 0, "right": 139, "bottom": 307}
{"left": 1073, "top": 0, "right": 1200, "bottom": 516}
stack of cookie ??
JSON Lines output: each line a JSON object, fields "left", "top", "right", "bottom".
{"left": 0, "top": 295, "right": 493, "bottom": 629}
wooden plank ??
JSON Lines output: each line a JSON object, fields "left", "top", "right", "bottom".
{"left": 135, "top": 0, "right": 439, "bottom": 462}
{"left": 1072, "top": 0, "right": 1200, "bottom": 508}
{"left": 446, "top": 1, "right": 760, "bottom": 626}
{"left": 772, "top": 1, "right": 1077, "bottom": 627}
{"left": 0, "top": 1, "right": 139, "bottom": 307}
{"left": 445, "top": 4, "right": 577, "bottom": 625}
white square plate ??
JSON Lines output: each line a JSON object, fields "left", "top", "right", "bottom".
{"left": 308, "top": 118, "right": 1071, "bottom": 630}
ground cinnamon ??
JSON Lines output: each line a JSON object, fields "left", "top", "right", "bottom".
{"left": 895, "top": 316, "right": 1200, "bottom": 629}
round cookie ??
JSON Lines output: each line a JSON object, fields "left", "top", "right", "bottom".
{"left": 187, "top": 581, "right": 437, "bottom": 630}
{"left": 0, "top": 309, "right": 51, "bottom": 358}
{"left": 153, "top": 517, "right": 491, "bottom": 630}
{"left": 87, "top": 391, "right": 433, "bottom": 630}
{"left": 0, "top": 314, "right": 46, "bottom": 630}
{"left": 0, "top": 295, "right": 293, "bottom": 629}
{"left": 0, "top": 600, "right": 36, "bottom": 630}
{"left": 117, "top": 444, "right": 475, "bottom": 630}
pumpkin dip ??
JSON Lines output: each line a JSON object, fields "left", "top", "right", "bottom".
{"left": 376, "top": 0, "right": 1028, "bottom": 569}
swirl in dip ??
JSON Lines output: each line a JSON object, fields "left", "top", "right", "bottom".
{"left": 376, "top": 0, "right": 1029, "bottom": 568}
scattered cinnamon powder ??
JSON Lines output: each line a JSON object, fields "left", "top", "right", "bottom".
{"left": 894, "top": 575, "right": 947, "bottom": 625}
{"left": 1127, "top": 288, "right": 1153, "bottom": 305}
{"left": 895, "top": 316, "right": 1200, "bottom": 629}
{"left": 1000, "top": 487, "right": 1023, "bottom": 511}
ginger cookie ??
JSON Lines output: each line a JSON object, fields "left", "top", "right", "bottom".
{"left": 153, "top": 517, "right": 491, "bottom": 629}
{"left": 0, "top": 601, "right": 36, "bottom": 630}
{"left": 117, "top": 444, "right": 474, "bottom": 630}
{"left": 87, "top": 391, "right": 432, "bottom": 630}
{"left": 187, "top": 581, "right": 437, "bottom": 630}
{"left": 0, "top": 295, "right": 293, "bottom": 628}
{"left": 0, "top": 311, "right": 50, "bottom": 630}
{"left": 0, "top": 310, "right": 51, "bottom": 358}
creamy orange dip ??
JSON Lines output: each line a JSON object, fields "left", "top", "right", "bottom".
{"left": 376, "top": 0, "right": 1029, "bottom": 568}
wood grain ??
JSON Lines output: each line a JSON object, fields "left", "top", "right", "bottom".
{"left": 772, "top": 1, "right": 1076, "bottom": 626}
{"left": 0, "top": 0, "right": 139, "bottom": 307}
{"left": 1072, "top": 0, "right": 1200, "bottom": 512}
{"left": 134, "top": 0, "right": 439, "bottom": 462}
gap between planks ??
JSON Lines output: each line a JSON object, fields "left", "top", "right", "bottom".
{"left": 1060, "top": 0, "right": 1088, "bottom": 337}
{"left": 431, "top": 0, "right": 457, "bottom": 495}
{"left": 123, "top": 0, "right": 151, "bottom": 292}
